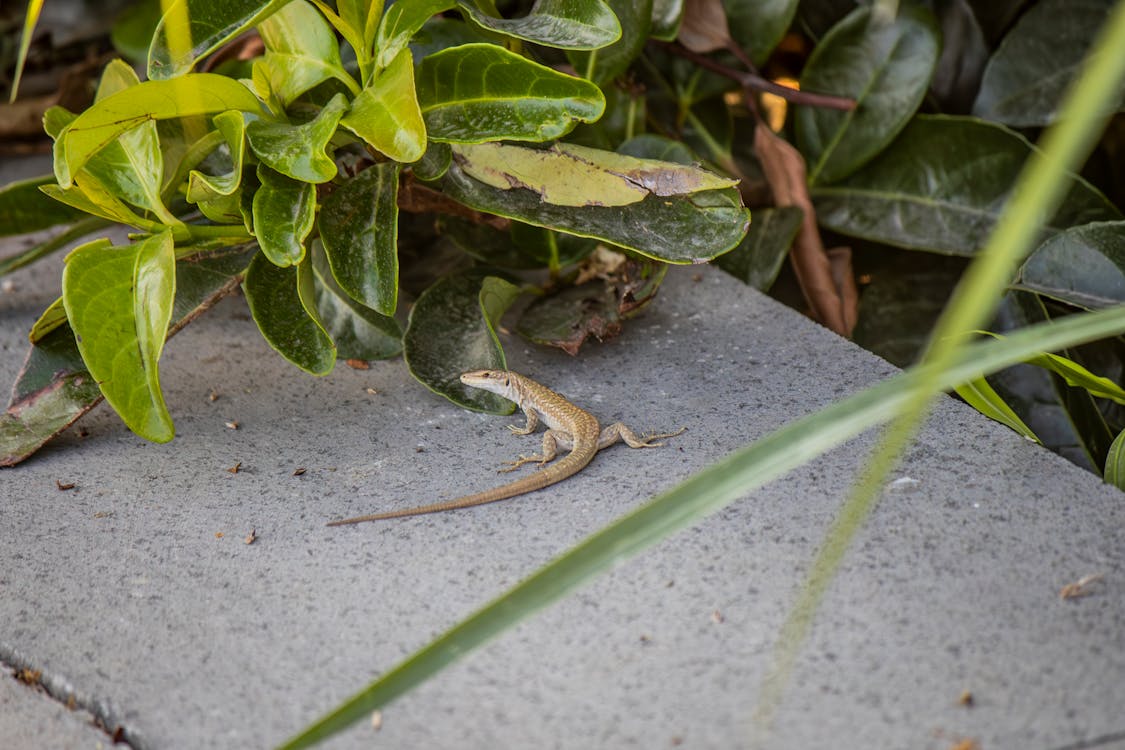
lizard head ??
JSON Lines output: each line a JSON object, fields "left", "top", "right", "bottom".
{"left": 460, "top": 370, "right": 515, "bottom": 398}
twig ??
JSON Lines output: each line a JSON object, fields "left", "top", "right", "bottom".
{"left": 652, "top": 41, "right": 856, "bottom": 112}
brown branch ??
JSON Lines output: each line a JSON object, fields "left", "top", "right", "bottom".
{"left": 651, "top": 41, "right": 856, "bottom": 112}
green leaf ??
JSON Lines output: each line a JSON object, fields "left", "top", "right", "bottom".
{"left": 337, "top": 0, "right": 385, "bottom": 59}
{"left": 317, "top": 162, "right": 401, "bottom": 315}
{"left": 278, "top": 304, "right": 1125, "bottom": 749}
{"left": 111, "top": 0, "right": 163, "bottom": 64}
{"left": 2, "top": 244, "right": 256, "bottom": 466}
{"left": 54, "top": 74, "right": 263, "bottom": 187}
{"left": 148, "top": 0, "right": 290, "bottom": 79}
{"left": 713, "top": 206, "right": 803, "bottom": 291}
{"left": 414, "top": 142, "right": 452, "bottom": 181}
{"left": 1105, "top": 427, "right": 1125, "bottom": 490}
{"left": 402, "top": 271, "right": 521, "bottom": 412}
{"left": 724, "top": 0, "right": 799, "bottom": 67}
{"left": 28, "top": 298, "right": 69, "bottom": 344}
{"left": 310, "top": 242, "right": 402, "bottom": 360}
{"left": 40, "top": 172, "right": 155, "bottom": 228}
{"left": 811, "top": 115, "right": 1123, "bottom": 255}
{"left": 0, "top": 175, "right": 85, "bottom": 236}
{"left": 452, "top": 141, "right": 738, "bottom": 207}
{"left": 976, "top": 330, "right": 1125, "bottom": 405}
{"left": 246, "top": 93, "right": 346, "bottom": 183}
{"left": 243, "top": 251, "right": 336, "bottom": 374}
{"left": 257, "top": 0, "right": 357, "bottom": 105}
{"left": 973, "top": 0, "right": 1124, "bottom": 127}
{"left": 796, "top": 4, "right": 939, "bottom": 185}
{"left": 1017, "top": 221, "right": 1125, "bottom": 310}
{"left": 61, "top": 232, "right": 177, "bottom": 442}
{"left": 252, "top": 165, "right": 316, "bottom": 267}
{"left": 340, "top": 49, "right": 427, "bottom": 162}
{"left": 650, "top": 0, "right": 682, "bottom": 40}
{"left": 442, "top": 158, "right": 749, "bottom": 263}
{"left": 417, "top": 44, "right": 606, "bottom": 143}
{"left": 187, "top": 110, "right": 248, "bottom": 204}
{"left": 82, "top": 60, "right": 173, "bottom": 222}
{"left": 953, "top": 377, "right": 1039, "bottom": 441}
{"left": 567, "top": 0, "right": 652, "bottom": 84}
{"left": 373, "top": 0, "right": 455, "bottom": 73}
{"left": 457, "top": 0, "right": 622, "bottom": 49}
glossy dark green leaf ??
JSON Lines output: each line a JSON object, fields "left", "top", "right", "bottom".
{"left": 54, "top": 74, "right": 263, "bottom": 186}
{"left": 253, "top": 165, "right": 315, "bottom": 266}
{"left": 650, "top": 0, "right": 682, "bottom": 39}
{"left": 148, "top": 0, "right": 289, "bottom": 78}
{"left": 111, "top": 0, "right": 163, "bottom": 63}
{"left": 568, "top": 0, "right": 652, "bottom": 84}
{"left": 1017, "top": 221, "right": 1125, "bottom": 310}
{"left": 458, "top": 0, "right": 621, "bottom": 49}
{"left": 713, "top": 206, "right": 802, "bottom": 291}
{"left": 515, "top": 256, "right": 667, "bottom": 354}
{"left": 373, "top": 0, "right": 455, "bottom": 72}
{"left": 973, "top": 0, "right": 1123, "bottom": 127}
{"left": 257, "top": 0, "right": 356, "bottom": 106}
{"left": 310, "top": 242, "right": 402, "bottom": 361}
{"left": 811, "top": 115, "right": 1123, "bottom": 255}
{"left": 1, "top": 244, "right": 256, "bottom": 466}
{"left": 417, "top": 44, "right": 605, "bottom": 143}
{"left": 0, "top": 175, "right": 84, "bottom": 236}
{"left": 442, "top": 159, "right": 749, "bottom": 263}
{"left": 437, "top": 216, "right": 542, "bottom": 269}
{"left": 402, "top": 271, "right": 520, "bottom": 412}
{"left": 724, "top": 0, "right": 799, "bottom": 66}
{"left": 246, "top": 94, "right": 347, "bottom": 183}
{"left": 318, "top": 162, "right": 401, "bottom": 315}
{"left": 340, "top": 49, "right": 427, "bottom": 162}
{"left": 796, "top": 4, "right": 939, "bottom": 184}
{"left": 62, "top": 232, "right": 176, "bottom": 442}
{"left": 414, "top": 142, "right": 452, "bottom": 181}
{"left": 243, "top": 251, "right": 336, "bottom": 374}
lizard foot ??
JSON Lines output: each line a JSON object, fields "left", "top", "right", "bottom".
{"left": 498, "top": 454, "right": 551, "bottom": 473}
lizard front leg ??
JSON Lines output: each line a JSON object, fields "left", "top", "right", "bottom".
{"left": 599, "top": 424, "right": 686, "bottom": 450}
{"left": 507, "top": 406, "right": 540, "bottom": 435}
{"left": 498, "top": 429, "right": 573, "bottom": 472}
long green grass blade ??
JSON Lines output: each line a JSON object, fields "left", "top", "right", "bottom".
{"left": 279, "top": 303, "right": 1125, "bottom": 749}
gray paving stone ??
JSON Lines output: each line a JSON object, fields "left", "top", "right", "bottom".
{"left": 0, "top": 659, "right": 115, "bottom": 749}
{"left": 2, "top": 155, "right": 1123, "bottom": 750}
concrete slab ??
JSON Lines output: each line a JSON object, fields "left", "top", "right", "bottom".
{"left": 2, "top": 156, "right": 1124, "bottom": 750}
{"left": 0, "top": 659, "right": 117, "bottom": 749}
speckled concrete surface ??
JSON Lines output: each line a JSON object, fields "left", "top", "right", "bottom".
{"left": 0, "top": 660, "right": 116, "bottom": 749}
{"left": 2, "top": 155, "right": 1124, "bottom": 750}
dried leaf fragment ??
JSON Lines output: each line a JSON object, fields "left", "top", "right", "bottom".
{"left": 293, "top": 467, "right": 307, "bottom": 476}
{"left": 1060, "top": 573, "right": 1104, "bottom": 599}
{"left": 227, "top": 462, "right": 242, "bottom": 474}
{"left": 244, "top": 529, "right": 257, "bottom": 545}
{"left": 225, "top": 421, "right": 239, "bottom": 430}
{"left": 56, "top": 480, "right": 76, "bottom": 491}
{"left": 345, "top": 359, "right": 370, "bottom": 370}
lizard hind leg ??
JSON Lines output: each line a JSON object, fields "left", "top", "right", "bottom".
{"left": 498, "top": 430, "right": 565, "bottom": 473}
{"left": 602, "top": 424, "right": 687, "bottom": 449}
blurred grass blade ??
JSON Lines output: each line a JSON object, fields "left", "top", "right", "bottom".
{"left": 278, "top": 303, "right": 1125, "bottom": 750}
{"left": 10, "top": 0, "right": 44, "bottom": 102}
{"left": 1105, "top": 427, "right": 1125, "bottom": 489}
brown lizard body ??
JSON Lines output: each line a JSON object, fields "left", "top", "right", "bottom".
{"left": 327, "top": 369, "right": 684, "bottom": 525}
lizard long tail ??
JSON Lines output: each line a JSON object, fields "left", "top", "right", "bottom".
{"left": 326, "top": 450, "right": 594, "bottom": 525}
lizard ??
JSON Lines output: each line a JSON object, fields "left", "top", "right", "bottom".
{"left": 327, "top": 369, "right": 685, "bottom": 525}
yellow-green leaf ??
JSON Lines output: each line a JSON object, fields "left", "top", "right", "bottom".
{"left": 341, "top": 49, "right": 426, "bottom": 162}
{"left": 61, "top": 232, "right": 177, "bottom": 442}
{"left": 453, "top": 141, "right": 738, "bottom": 207}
